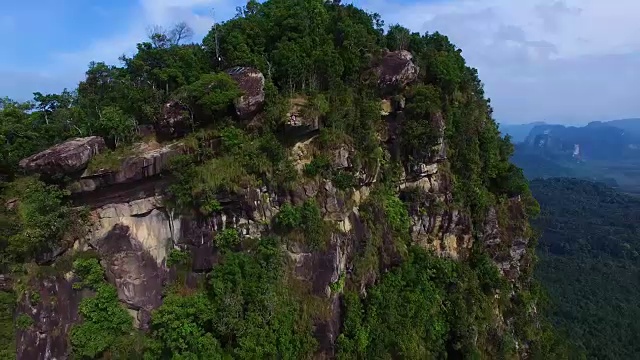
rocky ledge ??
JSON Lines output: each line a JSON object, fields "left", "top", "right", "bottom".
{"left": 19, "top": 136, "right": 106, "bottom": 176}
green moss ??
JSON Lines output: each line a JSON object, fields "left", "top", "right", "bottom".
{"left": 86, "top": 144, "right": 137, "bottom": 173}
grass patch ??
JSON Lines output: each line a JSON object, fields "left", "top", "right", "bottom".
{"left": 86, "top": 144, "right": 138, "bottom": 173}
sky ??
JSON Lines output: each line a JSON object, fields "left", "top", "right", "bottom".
{"left": 1, "top": 0, "right": 639, "bottom": 125}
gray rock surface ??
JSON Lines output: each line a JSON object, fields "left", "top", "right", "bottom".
{"left": 16, "top": 276, "right": 83, "bottom": 360}
{"left": 377, "top": 50, "right": 419, "bottom": 91}
{"left": 157, "top": 100, "right": 191, "bottom": 139}
{"left": 226, "top": 67, "right": 265, "bottom": 119}
{"left": 93, "top": 224, "right": 165, "bottom": 330}
{"left": 19, "top": 136, "right": 106, "bottom": 176}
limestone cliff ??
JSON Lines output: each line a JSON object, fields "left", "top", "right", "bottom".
{"left": 7, "top": 40, "right": 541, "bottom": 359}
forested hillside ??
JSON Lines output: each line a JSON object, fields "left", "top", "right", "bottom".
{"left": 1, "top": 0, "right": 569, "bottom": 358}
{"left": 531, "top": 178, "right": 640, "bottom": 359}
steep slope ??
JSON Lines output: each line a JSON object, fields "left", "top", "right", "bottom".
{"left": 0, "top": 1, "right": 568, "bottom": 359}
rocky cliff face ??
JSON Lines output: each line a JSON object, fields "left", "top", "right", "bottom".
{"left": 12, "top": 51, "right": 532, "bottom": 360}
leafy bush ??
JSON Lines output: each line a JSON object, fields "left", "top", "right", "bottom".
{"left": 2, "top": 176, "right": 74, "bottom": 264}
{"left": 332, "top": 170, "right": 356, "bottom": 190}
{"left": 303, "top": 154, "right": 331, "bottom": 178}
{"left": 339, "top": 247, "right": 501, "bottom": 359}
{"left": 15, "top": 314, "right": 34, "bottom": 330}
{"left": 214, "top": 228, "right": 241, "bottom": 250}
{"left": 166, "top": 249, "right": 191, "bottom": 267}
{"left": 70, "top": 258, "right": 134, "bottom": 358}
{"left": 70, "top": 285, "right": 134, "bottom": 359}
{"left": 275, "top": 200, "right": 329, "bottom": 250}
{"left": 72, "top": 258, "right": 105, "bottom": 290}
{"left": 275, "top": 203, "right": 302, "bottom": 230}
{"left": 146, "top": 237, "right": 317, "bottom": 359}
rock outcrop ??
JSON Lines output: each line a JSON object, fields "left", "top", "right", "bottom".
{"left": 70, "top": 142, "right": 184, "bottom": 193}
{"left": 19, "top": 136, "right": 106, "bottom": 176}
{"left": 226, "top": 67, "right": 265, "bottom": 119}
{"left": 285, "top": 97, "right": 320, "bottom": 137}
{"left": 483, "top": 198, "right": 531, "bottom": 281}
{"left": 87, "top": 196, "right": 178, "bottom": 265}
{"left": 157, "top": 100, "right": 192, "bottom": 139}
{"left": 377, "top": 50, "right": 419, "bottom": 92}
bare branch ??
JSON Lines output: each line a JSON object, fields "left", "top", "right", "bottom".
{"left": 169, "top": 22, "right": 194, "bottom": 45}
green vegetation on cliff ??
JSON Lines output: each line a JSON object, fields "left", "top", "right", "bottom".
{"left": 0, "top": 0, "right": 568, "bottom": 358}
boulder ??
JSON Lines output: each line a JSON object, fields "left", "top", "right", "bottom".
{"left": 377, "top": 50, "right": 419, "bottom": 92}
{"left": 19, "top": 136, "right": 106, "bottom": 176}
{"left": 225, "top": 66, "right": 265, "bottom": 119}
{"left": 157, "top": 100, "right": 191, "bottom": 139}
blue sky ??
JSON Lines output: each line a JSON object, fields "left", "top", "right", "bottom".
{"left": 2, "top": 0, "right": 639, "bottom": 125}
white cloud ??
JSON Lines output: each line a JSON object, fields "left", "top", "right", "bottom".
{"left": 53, "top": 0, "right": 231, "bottom": 71}
{"left": 4, "top": 0, "right": 231, "bottom": 101}
{"left": 359, "top": 0, "right": 640, "bottom": 124}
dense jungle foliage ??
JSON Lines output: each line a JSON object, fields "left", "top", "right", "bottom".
{"left": 0, "top": 0, "right": 568, "bottom": 358}
{"left": 531, "top": 178, "right": 640, "bottom": 360}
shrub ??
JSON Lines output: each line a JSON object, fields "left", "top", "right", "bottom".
{"left": 72, "top": 258, "right": 105, "bottom": 290}
{"left": 275, "top": 203, "right": 302, "bottom": 230}
{"left": 15, "top": 314, "right": 34, "bottom": 330}
{"left": 214, "top": 228, "right": 241, "bottom": 250}
{"left": 70, "top": 258, "right": 134, "bottom": 358}
{"left": 303, "top": 155, "right": 331, "bottom": 177}
{"left": 332, "top": 170, "right": 356, "bottom": 190}
{"left": 70, "top": 285, "right": 134, "bottom": 359}
{"left": 166, "top": 249, "right": 191, "bottom": 267}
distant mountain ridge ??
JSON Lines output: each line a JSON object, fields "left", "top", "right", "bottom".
{"left": 501, "top": 118, "right": 640, "bottom": 144}
{"left": 509, "top": 118, "right": 640, "bottom": 194}
{"left": 589, "top": 118, "right": 640, "bottom": 136}
{"left": 498, "top": 121, "right": 548, "bottom": 143}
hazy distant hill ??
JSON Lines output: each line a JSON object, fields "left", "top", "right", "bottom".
{"left": 498, "top": 121, "right": 547, "bottom": 143}
{"left": 511, "top": 120, "right": 640, "bottom": 194}
{"left": 522, "top": 122, "right": 640, "bottom": 162}
{"left": 593, "top": 118, "right": 640, "bottom": 136}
